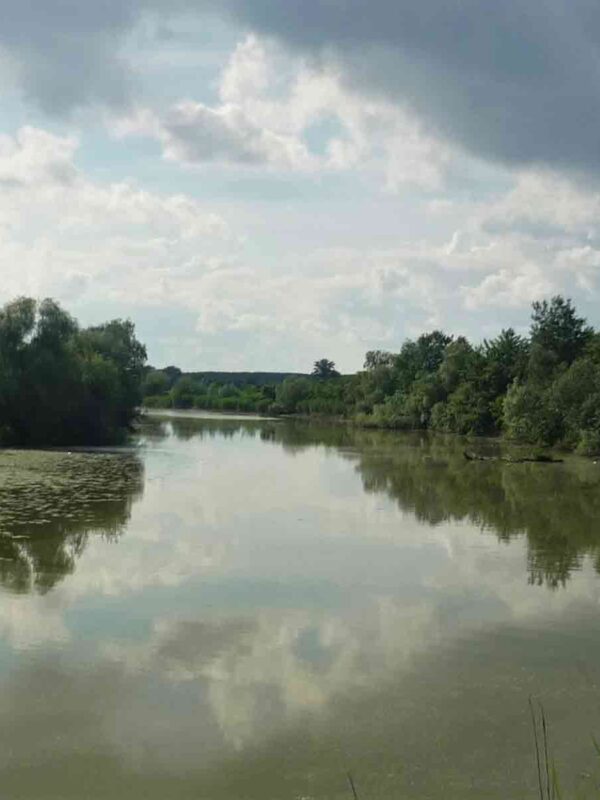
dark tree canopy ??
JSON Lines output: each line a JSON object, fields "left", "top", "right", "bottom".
{"left": 0, "top": 297, "right": 146, "bottom": 446}
{"left": 364, "top": 350, "right": 395, "bottom": 370}
{"left": 530, "top": 296, "right": 593, "bottom": 367}
{"left": 312, "top": 359, "right": 340, "bottom": 379}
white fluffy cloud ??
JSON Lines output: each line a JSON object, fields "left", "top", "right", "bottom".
{"left": 453, "top": 171, "right": 600, "bottom": 311}
{"left": 0, "top": 118, "right": 453, "bottom": 369}
{"left": 0, "top": 126, "right": 231, "bottom": 307}
{"left": 0, "top": 126, "right": 78, "bottom": 186}
{"left": 3, "top": 115, "right": 600, "bottom": 370}
{"left": 0, "top": 123, "right": 444, "bottom": 369}
{"left": 117, "top": 35, "right": 452, "bottom": 189}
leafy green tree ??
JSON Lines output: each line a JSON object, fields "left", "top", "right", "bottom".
{"left": 503, "top": 382, "right": 561, "bottom": 446}
{"left": 276, "top": 377, "right": 313, "bottom": 411}
{"left": 78, "top": 319, "right": 147, "bottom": 431}
{"left": 162, "top": 365, "right": 182, "bottom": 387}
{"left": 414, "top": 331, "right": 454, "bottom": 372}
{"left": 431, "top": 383, "right": 494, "bottom": 435}
{"left": 0, "top": 297, "right": 37, "bottom": 438}
{"left": 172, "top": 376, "right": 201, "bottom": 408}
{"left": 0, "top": 296, "right": 36, "bottom": 350}
{"left": 0, "top": 298, "right": 146, "bottom": 446}
{"left": 394, "top": 331, "right": 453, "bottom": 393}
{"left": 439, "top": 337, "right": 482, "bottom": 393}
{"left": 364, "top": 350, "right": 395, "bottom": 370}
{"left": 482, "top": 328, "right": 529, "bottom": 394}
{"left": 356, "top": 363, "right": 397, "bottom": 411}
{"left": 143, "top": 370, "right": 170, "bottom": 397}
{"left": 551, "top": 358, "right": 600, "bottom": 453}
{"left": 530, "top": 296, "right": 593, "bottom": 367}
{"left": 312, "top": 359, "right": 340, "bottom": 379}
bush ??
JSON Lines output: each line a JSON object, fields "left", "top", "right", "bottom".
{"left": 503, "top": 382, "right": 562, "bottom": 445}
{"left": 576, "top": 429, "right": 600, "bottom": 456}
{"left": 430, "top": 383, "right": 495, "bottom": 436}
{"left": 144, "top": 394, "right": 172, "bottom": 409}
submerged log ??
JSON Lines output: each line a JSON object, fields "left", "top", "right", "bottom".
{"left": 463, "top": 451, "right": 564, "bottom": 464}
{"left": 463, "top": 451, "right": 495, "bottom": 462}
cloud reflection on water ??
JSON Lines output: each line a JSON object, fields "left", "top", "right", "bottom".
{"left": 2, "top": 415, "right": 600, "bottom": 797}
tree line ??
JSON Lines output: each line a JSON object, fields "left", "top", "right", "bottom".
{"left": 144, "top": 296, "right": 600, "bottom": 454}
{"left": 0, "top": 297, "right": 146, "bottom": 446}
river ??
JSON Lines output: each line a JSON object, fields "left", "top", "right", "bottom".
{"left": 1, "top": 411, "right": 600, "bottom": 799}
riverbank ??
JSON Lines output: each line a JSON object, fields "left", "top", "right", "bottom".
{"left": 143, "top": 295, "right": 600, "bottom": 457}
{"left": 145, "top": 406, "right": 584, "bottom": 466}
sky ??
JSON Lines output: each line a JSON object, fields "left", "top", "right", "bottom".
{"left": 2, "top": 1, "right": 600, "bottom": 371}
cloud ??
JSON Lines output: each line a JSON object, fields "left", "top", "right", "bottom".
{"left": 482, "top": 172, "right": 600, "bottom": 242}
{"left": 456, "top": 171, "right": 600, "bottom": 309}
{"left": 4, "top": 422, "right": 600, "bottom": 771}
{"left": 461, "top": 264, "right": 555, "bottom": 312}
{"left": 4, "top": 1, "right": 600, "bottom": 180}
{"left": 118, "top": 35, "right": 452, "bottom": 187}
{"left": 0, "top": 126, "right": 78, "bottom": 186}
{"left": 200, "top": 0, "right": 600, "bottom": 177}
{"left": 2, "top": 124, "right": 600, "bottom": 370}
{"left": 120, "top": 101, "right": 314, "bottom": 169}
{"left": 0, "top": 0, "right": 139, "bottom": 113}
{"left": 69, "top": 510, "right": 600, "bottom": 752}
{"left": 0, "top": 126, "right": 232, "bottom": 309}
{"left": 0, "top": 595, "right": 69, "bottom": 650}
{"left": 0, "top": 127, "right": 446, "bottom": 371}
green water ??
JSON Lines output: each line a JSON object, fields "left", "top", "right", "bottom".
{"left": 1, "top": 412, "right": 600, "bottom": 799}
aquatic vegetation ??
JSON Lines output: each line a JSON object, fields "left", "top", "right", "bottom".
{"left": 0, "top": 448, "right": 143, "bottom": 593}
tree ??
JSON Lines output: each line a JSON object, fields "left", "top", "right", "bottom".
{"left": 438, "top": 337, "right": 482, "bottom": 393}
{"left": 431, "top": 382, "right": 494, "bottom": 435}
{"left": 0, "top": 298, "right": 37, "bottom": 440}
{"left": 503, "top": 381, "right": 562, "bottom": 446}
{"left": 276, "top": 377, "right": 312, "bottom": 411}
{"left": 0, "top": 298, "right": 147, "bottom": 446}
{"left": 0, "top": 296, "right": 36, "bottom": 352}
{"left": 78, "top": 319, "right": 147, "bottom": 430}
{"left": 364, "top": 350, "right": 395, "bottom": 370}
{"left": 162, "top": 365, "right": 182, "bottom": 388}
{"left": 143, "top": 370, "right": 170, "bottom": 396}
{"left": 172, "top": 376, "right": 201, "bottom": 408}
{"left": 394, "top": 331, "right": 453, "bottom": 393}
{"left": 414, "top": 331, "right": 454, "bottom": 373}
{"left": 312, "top": 359, "right": 340, "bottom": 379}
{"left": 482, "top": 328, "right": 529, "bottom": 391}
{"left": 530, "top": 296, "right": 593, "bottom": 367}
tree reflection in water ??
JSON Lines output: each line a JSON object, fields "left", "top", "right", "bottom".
{"left": 0, "top": 449, "right": 144, "bottom": 594}
{"left": 163, "top": 414, "right": 600, "bottom": 589}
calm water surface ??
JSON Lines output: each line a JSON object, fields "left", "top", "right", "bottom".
{"left": 2, "top": 412, "right": 600, "bottom": 798}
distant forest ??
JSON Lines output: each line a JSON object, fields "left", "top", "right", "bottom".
{"left": 144, "top": 296, "right": 600, "bottom": 454}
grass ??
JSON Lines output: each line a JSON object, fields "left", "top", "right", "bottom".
{"left": 347, "top": 772, "right": 359, "bottom": 800}
{"left": 528, "top": 698, "right": 562, "bottom": 800}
